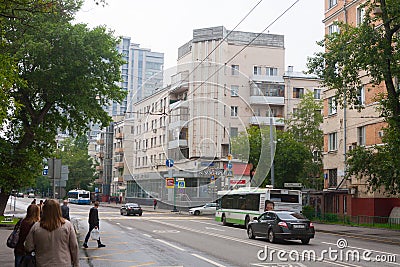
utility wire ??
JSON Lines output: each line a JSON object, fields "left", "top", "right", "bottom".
{"left": 179, "top": 0, "right": 264, "bottom": 84}
{"left": 185, "top": 0, "right": 300, "bottom": 101}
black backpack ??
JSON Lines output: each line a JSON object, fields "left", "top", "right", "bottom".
{"left": 6, "top": 219, "right": 22, "bottom": 248}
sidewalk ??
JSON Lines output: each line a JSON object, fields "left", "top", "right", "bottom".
{"left": 314, "top": 222, "right": 400, "bottom": 245}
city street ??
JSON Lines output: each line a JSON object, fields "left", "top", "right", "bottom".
{"left": 8, "top": 197, "right": 399, "bottom": 267}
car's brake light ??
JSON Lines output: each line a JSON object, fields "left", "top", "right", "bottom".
{"left": 310, "top": 222, "right": 314, "bottom": 228}
{"left": 278, "top": 221, "right": 288, "bottom": 228}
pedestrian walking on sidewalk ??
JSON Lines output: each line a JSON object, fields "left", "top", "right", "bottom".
{"left": 25, "top": 199, "right": 79, "bottom": 267}
{"left": 14, "top": 204, "right": 40, "bottom": 267}
{"left": 153, "top": 199, "right": 157, "bottom": 210}
{"left": 83, "top": 201, "right": 106, "bottom": 248}
{"left": 61, "top": 199, "right": 70, "bottom": 221}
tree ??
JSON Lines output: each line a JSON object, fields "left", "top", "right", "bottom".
{"left": 264, "top": 131, "right": 312, "bottom": 188}
{"left": 285, "top": 92, "right": 324, "bottom": 189}
{"left": 0, "top": 1, "right": 126, "bottom": 215}
{"left": 231, "top": 126, "right": 311, "bottom": 188}
{"left": 55, "top": 136, "right": 97, "bottom": 192}
{"left": 307, "top": 0, "right": 400, "bottom": 194}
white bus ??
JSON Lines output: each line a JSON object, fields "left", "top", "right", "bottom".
{"left": 67, "top": 189, "right": 91, "bottom": 204}
{"left": 215, "top": 187, "right": 302, "bottom": 228}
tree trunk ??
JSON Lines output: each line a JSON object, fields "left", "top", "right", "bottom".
{"left": 0, "top": 191, "right": 10, "bottom": 216}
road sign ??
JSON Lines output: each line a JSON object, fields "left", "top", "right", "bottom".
{"left": 227, "top": 162, "right": 232, "bottom": 169}
{"left": 42, "top": 168, "right": 48, "bottom": 176}
{"left": 177, "top": 181, "right": 185, "bottom": 188}
{"left": 166, "top": 178, "right": 175, "bottom": 188}
{"left": 166, "top": 159, "right": 174, "bottom": 167}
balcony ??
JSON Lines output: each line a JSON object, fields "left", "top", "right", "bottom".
{"left": 249, "top": 116, "right": 285, "bottom": 126}
{"left": 168, "top": 139, "right": 188, "bottom": 148}
{"left": 95, "top": 165, "right": 103, "bottom": 171}
{"left": 96, "top": 151, "right": 104, "bottom": 158}
{"left": 170, "top": 71, "right": 189, "bottom": 93}
{"left": 114, "top": 162, "right": 124, "bottom": 169}
{"left": 115, "top": 147, "right": 124, "bottom": 154}
{"left": 94, "top": 178, "right": 104, "bottom": 184}
{"left": 249, "top": 96, "right": 284, "bottom": 105}
{"left": 251, "top": 75, "right": 284, "bottom": 83}
{"left": 115, "top": 132, "right": 123, "bottom": 139}
{"left": 96, "top": 139, "right": 104, "bottom": 145}
{"left": 113, "top": 176, "right": 124, "bottom": 183}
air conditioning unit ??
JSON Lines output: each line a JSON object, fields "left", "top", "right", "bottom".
{"left": 153, "top": 129, "right": 157, "bottom": 133}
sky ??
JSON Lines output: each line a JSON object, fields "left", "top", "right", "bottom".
{"left": 75, "top": 0, "right": 325, "bottom": 72}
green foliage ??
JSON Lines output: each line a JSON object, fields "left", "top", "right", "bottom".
{"left": 307, "top": 0, "right": 400, "bottom": 194}
{"left": 264, "top": 131, "right": 312, "bottom": 188}
{"left": 55, "top": 136, "right": 97, "bottom": 191}
{"left": 0, "top": 1, "right": 126, "bottom": 199}
{"left": 285, "top": 92, "right": 324, "bottom": 189}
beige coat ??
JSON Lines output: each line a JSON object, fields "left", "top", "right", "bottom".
{"left": 25, "top": 220, "right": 79, "bottom": 267}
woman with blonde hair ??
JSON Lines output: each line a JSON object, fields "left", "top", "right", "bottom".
{"left": 25, "top": 199, "right": 79, "bottom": 267}
{"left": 14, "top": 204, "right": 40, "bottom": 267}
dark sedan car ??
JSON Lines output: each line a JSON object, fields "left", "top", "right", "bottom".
{"left": 247, "top": 211, "right": 315, "bottom": 244}
{"left": 120, "top": 203, "right": 143, "bottom": 216}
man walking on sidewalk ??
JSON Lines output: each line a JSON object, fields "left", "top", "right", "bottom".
{"left": 83, "top": 201, "right": 106, "bottom": 248}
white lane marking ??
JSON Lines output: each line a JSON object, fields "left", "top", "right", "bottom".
{"left": 151, "top": 220, "right": 361, "bottom": 267}
{"left": 191, "top": 253, "right": 226, "bottom": 267}
{"left": 153, "top": 229, "right": 180, "bottom": 233}
{"left": 322, "top": 242, "right": 400, "bottom": 256}
{"left": 156, "top": 239, "right": 185, "bottom": 251}
{"left": 126, "top": 227, "right": 133, "bottom": 230}
{"left": 116, "top": 222, "right": 120, "bottom": 225}
{"left": 205, "top": 227, "right": 225, "bottom": 232}
{"left": 142, "top": 234, "right": 152, "bottom": 238}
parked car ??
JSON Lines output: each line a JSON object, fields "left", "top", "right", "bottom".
{"left": 120, "top": 203, "right": 143, "bottom": 216}
{"left": 28, "top": 193, "right": 35, "bottom": 198}
{"left": 247, "top": 211, "right": 315, "bottom": 244}
{"left": 17, "top": 193, "right": 24, "bottom": 198}
{"left": 189, "top": 203, "right": 218, "bottom": 216}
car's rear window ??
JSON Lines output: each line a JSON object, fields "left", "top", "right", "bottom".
{"left": 128, "top": 204, "right": 139, "bottom": 207}
{"left": 277, "top": 212, "right": 306, "bottom": 220}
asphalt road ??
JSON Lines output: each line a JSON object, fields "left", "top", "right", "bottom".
{"left": 10, "top": 197, "right": 400, "bottom": 267}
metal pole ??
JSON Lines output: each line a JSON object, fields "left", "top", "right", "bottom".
{"left": 170, "top": 168, "right": 178, "bottom": 212}
{"left": 270, "top": 117, "right": 275, "bottom": 187}
{"left": 53, "top": 158, "right": 56, "bottom": 199}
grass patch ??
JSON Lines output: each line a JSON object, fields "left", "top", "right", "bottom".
{"left": 0, "top": 216, "right": 19, "bottom": 226}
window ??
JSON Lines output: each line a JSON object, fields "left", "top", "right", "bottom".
{"left": 357, "top": 126, "right": 366, "bottom": 146}
{"left": 328, "top": 132, "right": 338, "bottom": 151}
{"left": 253, "top": 66, "right": 262, "bottom": 75}
{"left": 328, "top": 97, "right": 337, "bottom": 115}
{"left": 231, "top": 85, "right": 239, "bottom": 97}
{"left": 357, "top": 86, "right": 365, "bottom": 106}
{"left": 328, "top": 168, "right": 337, "bottom": 187}
{"left": 314, "top": 88, "right": 321, "bottom": 99}
{"left": 231, "top": 65, "right": 239, "bottom": 75}
{"left": 357, "top": 6, "right": 365, "bottom": 26}
{"left": 328, "top": 23, "right": 339, "bottom": 35}
{"left": 266, "top": 67, "right": 278, "bottom": 76}
{"left": 328, "top": 0, "right": 337, "bottom": 9}
{"left": 293, "top": 87, "right": 304, "bottom": 98}
{"left": 230, "top": 127, "right": 238, "bottom": 138}
{"left": 231, "top": 106, "right": 238, "bottom": 117}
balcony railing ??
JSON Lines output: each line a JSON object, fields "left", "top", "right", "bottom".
{"left": 115, "top": 132, "right": 123, "bottom": 139}
{"left": 114, "top": 162, "right": 124, "bottom": 169}
{"left": 113, "top": 176, "right": 124, "bottom": 183}
{"left": 96, "top": 139, "right": 105, "bottom": 145}
{"left": 115, "top": 147, "right": 124, "bottom": 154}
{"left": 96, "top": 151, "right": 104, "bottom": 158}
{"left": 249, "top": 116, "right": 285, "bottom": 126}
{"left": 95, "top": 165, "right": 103, "bottom": 171}
{"left": 249, "top": 96, "right": 284, "bottom": 105}
{"left": 168, "top": 139, "right": 188, "bottom": 148}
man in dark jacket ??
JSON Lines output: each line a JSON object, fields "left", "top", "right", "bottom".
{"left": 83, "top": 201, "right": 106, "bottom": 248}
{"left": 61, "top": 200, "right": 70, "bottom": 220}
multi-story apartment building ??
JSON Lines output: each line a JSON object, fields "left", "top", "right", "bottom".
{"left": 93, "top": 38, "right": 164, "bottom": 201}
{"left": 123, "top": 26, "right": 322, "bottom": 207}
{"left": 321, "top": 0, "right": 400, "bottom": 217}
